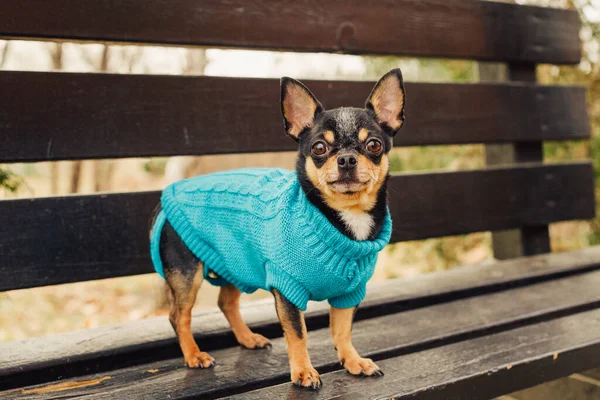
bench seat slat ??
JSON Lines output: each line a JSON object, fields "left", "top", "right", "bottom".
{"left": 1, "top": 247, "right": 600, "bottom": 391}
{"left": 4, "top": 266, "right": 600, "bottom": 399}
{"left": 0, "top": 72, "right": 590, "bottom": 163}
{"left": 0, "top": 162, "right": 593, "bottom": 292}
{"left": 239, "top": 309, "right": 600, "bottom": 400}
{"left": 0, "top": 0, "right": 581, "bottom": 64}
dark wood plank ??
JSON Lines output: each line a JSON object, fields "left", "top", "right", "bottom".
{"left": 0, "top": 163, "right": 594, "bottom": 291}
{"left": 0, "top": 0, "right": 581, "bottom": 64}
{"left": 0, "top": 191, "right": 159, "bottom": 291}
{"left": 3, "top": 247, "right": 600, "bottom": 390}
{"left": 0, "top": 72, "right": 590, "bottom": 163}
{"left": 388, "top": 162, "right": 595, "bottom": 242}
{"left": 238, "top": 309, "right": 600, "bottom": 400}
{"left": 4, "top": 268, "right": 600, "bottom": 399}
{"left": 0, "top": 247, "right": 600, "bottom": 390}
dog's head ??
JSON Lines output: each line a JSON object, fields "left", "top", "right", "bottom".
{"left": 281, "top": 69, "right": 405, "bottom": 213}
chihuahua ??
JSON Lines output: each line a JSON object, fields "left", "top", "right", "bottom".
{"left": 149, "top": 69, "right": 405, "bottom": 389}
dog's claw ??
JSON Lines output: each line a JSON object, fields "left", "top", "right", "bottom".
{"left": 292, "top": 366, "right": 321, "bottom": 390}
{"left": 184, "top": 351, "right": 215, "bottom": 369}
{"left": 359, "top": 369, "right": 383, "bottom": 377}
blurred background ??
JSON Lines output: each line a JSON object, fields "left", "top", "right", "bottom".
{"left": 0, "top": 0, "right": 598, "bottom": 343}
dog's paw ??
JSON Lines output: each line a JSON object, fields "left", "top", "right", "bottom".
{"left": 292, "top": 366, "right": 322, "bottom": 390}
{"left": 341, "top": 357, "right": 384, "bottom": 377}
{"left": 238, "top": 332, "right": 272, "bottom": 349}
{"left": 184, "top": 351, "right": 215, "bottom": 369}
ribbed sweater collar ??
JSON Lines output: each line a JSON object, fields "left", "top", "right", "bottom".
{"left": 295, "top": 184, "right": 392, "bottom": 259}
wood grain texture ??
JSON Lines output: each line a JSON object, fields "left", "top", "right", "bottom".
{"left": 0, "top": 191, "right": 159, "bottom": 291}
{"left": 0, "top": 72, "right": 590, "bottom": 163}
{"left": 387, "top": 162, "right": 595, "bottom": 242}
{"left": 0, "top": 0, "right": 581, "bottom": 63}
{"left": 238, "top": 309, "right": 600, "bottom": 400}
{"left": 2, "top": 243, "right": 600, "bottom": 390}
{"left": 4, "top": 269, "right": 600, "bottom": 399}
{"left": 0, "top": 163, "right": 593, "bottom": 292}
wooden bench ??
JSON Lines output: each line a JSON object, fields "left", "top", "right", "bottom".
{"left": 1, "top": 1, "right": 598, "bottom": 398}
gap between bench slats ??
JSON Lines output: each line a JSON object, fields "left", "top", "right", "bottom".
{"left": 0, "top": 162, "right": 593, "bottom": 292}
{"left": 238, "top": 309, "right": 600, "bottom": 400}
{"left": 0, "top": 0, "right": 581, "bottom": 63}
{"left": 4, "top": 267, "right": 600, "bottom": 399}
{"left": 0, "top": 72, "right": 589, "bottom": 163}
{"left": 1, "top": 247, "right": 600, "bottom": 391}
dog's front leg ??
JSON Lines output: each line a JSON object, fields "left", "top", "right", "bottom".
{"left": 272, "top": 289, "right": 322, "bottom": 390}
{"left": 330, "top": 306, "right": 383, "bottom": 376}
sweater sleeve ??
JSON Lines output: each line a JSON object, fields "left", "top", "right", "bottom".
{"left": 265, "top": 262, "right": 311, "bottom": 311}
{"left": 328, "top": 284, "right": 367, "bottom": 309}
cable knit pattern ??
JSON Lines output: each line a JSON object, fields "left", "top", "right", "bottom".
{"left": 150, "top": 168, "right": 392, "bottom": 310}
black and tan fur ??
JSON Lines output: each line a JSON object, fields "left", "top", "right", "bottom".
{"left": 150, "top": 69, "right": 405, "bottom": 389}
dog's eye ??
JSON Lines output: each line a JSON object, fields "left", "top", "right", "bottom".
{"left": 366, "top": 139, "right": 382, "bottom": 153}
{"left": 311, "top": 141, "right": 328, "bottom": 156}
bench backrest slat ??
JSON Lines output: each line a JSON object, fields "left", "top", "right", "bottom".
{"left": 0, "top": 162, "right": 593, "bottom": 292}
{"left": 0, "top": 0, "right": 581, "bottom": 64}
{"left": 0, "top": 73, "right": 590, "bottom": 163}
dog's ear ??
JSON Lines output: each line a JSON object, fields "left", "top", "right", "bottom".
{"left": 281, "top": 77, "right": 323, "bottom": 141}
{"left": 365, "top": 69, "right": 406, "bottom": 136}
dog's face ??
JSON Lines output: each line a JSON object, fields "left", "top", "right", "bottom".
{"left": 281, "top": 69, "right": 405, "bottom": 212}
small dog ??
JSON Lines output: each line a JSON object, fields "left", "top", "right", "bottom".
{"left": 149, "top": 69, "right": 405, "bottom": 389}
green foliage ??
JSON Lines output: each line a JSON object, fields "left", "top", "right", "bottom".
{"left": 0, "top": 168, "right": 22, "bottom": 193}
{"left": 389, "top": 145, "right": 485, "bottom": 174}
{"left": 364, "top": 56, "right": 478, "bottom": 83}
{"left": 143, "top": 158, "right": 168, "bottom": 175}
{"left": 544, "top": 140, "right": 588, "bottom": 162}
{"left": 587, "top": 135, "right": 600, "bottom": 245}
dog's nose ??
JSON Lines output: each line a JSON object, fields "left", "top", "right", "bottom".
{"left": 337, "top": 154, "right": 357, "bottom": 170}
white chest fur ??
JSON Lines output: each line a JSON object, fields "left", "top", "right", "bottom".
{"left": 338, "top": 209, "right": 374, "bottom": 241}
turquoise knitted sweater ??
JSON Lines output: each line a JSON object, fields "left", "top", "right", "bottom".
{"left": 150, "top": 168, "right": 392, "bottom": 311}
